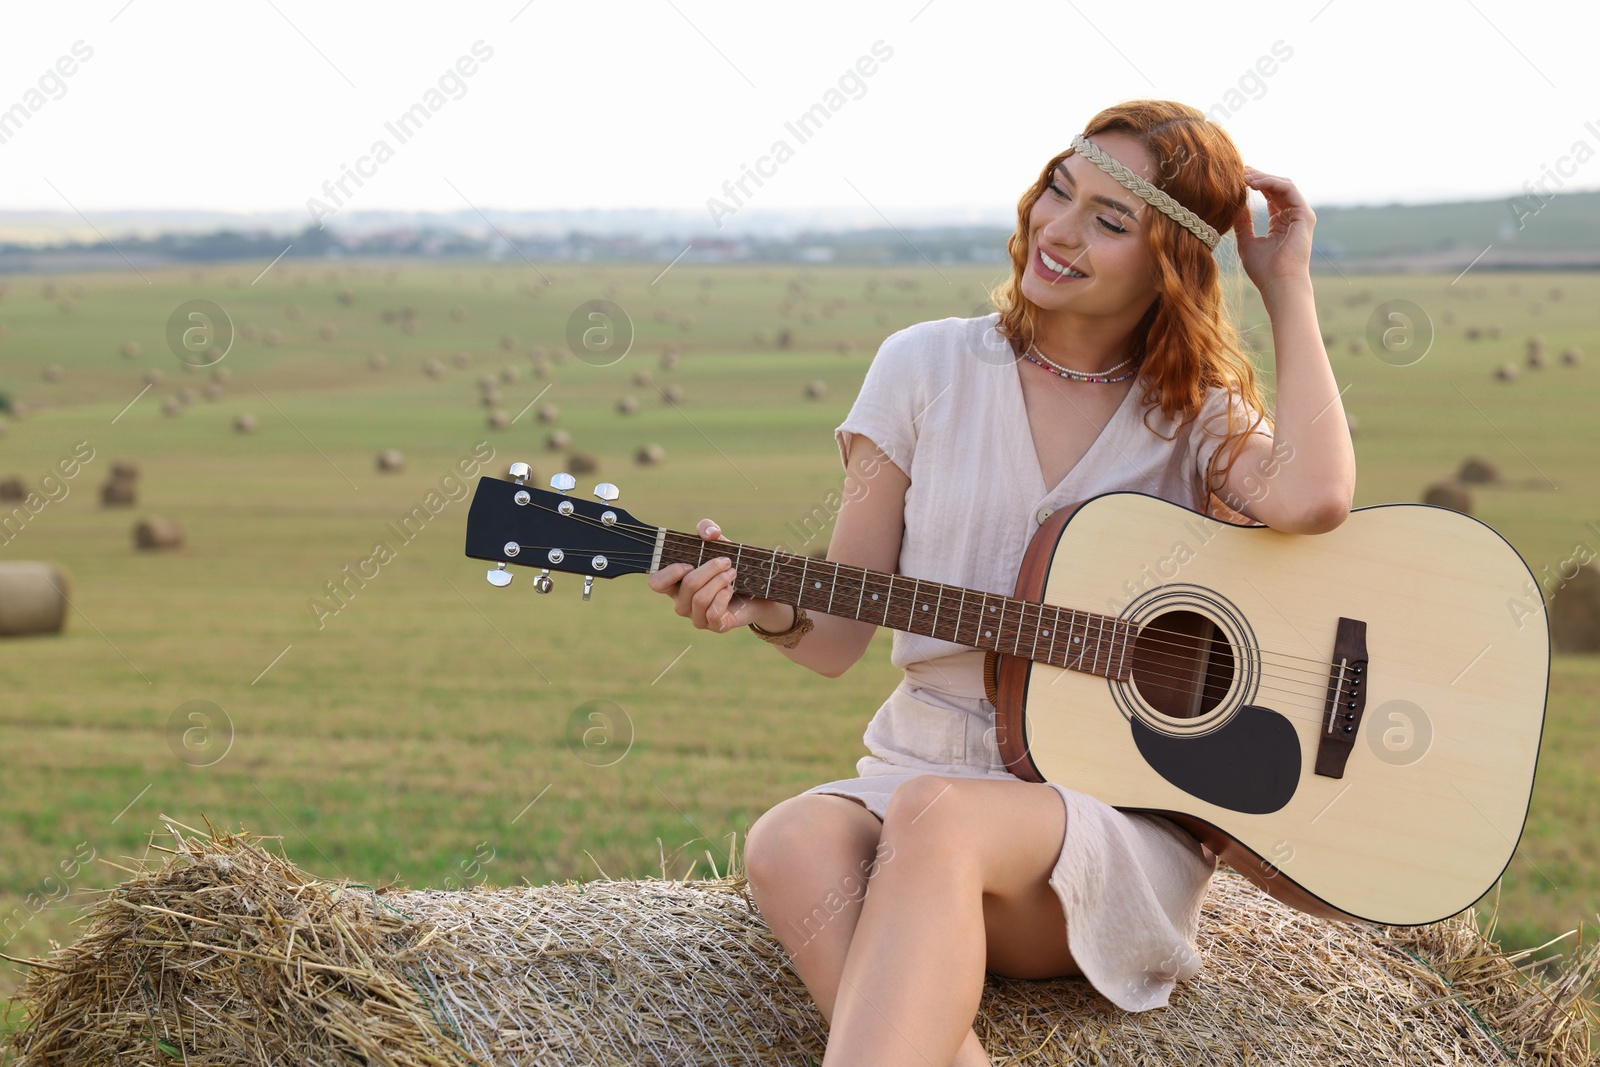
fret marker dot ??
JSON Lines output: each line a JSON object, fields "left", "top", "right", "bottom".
{"left": 921, "top": 604, "right": 929, "bottom": 611}
{"left": 1043, "top": 630, "right": 1050, "bottom": 637}
{"left": 984, "top": 630, "right": 992, "bottom": 638}
{"left": 1073, "top": 637, "right": 1081, "bottom": 643}
{"left": 870, "top": 593, "right": 879, "bottom": 601}
{"left": 813, "top": 581, "right": 822, "bottom": 589}
{"left": 988, "top": 606, "right": 997, "bottom": 612}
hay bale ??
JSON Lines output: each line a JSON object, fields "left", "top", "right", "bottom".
{"left": 5, "top": 825, "right": 1597, "bottom": 1067}
{"left": 143, "top": 368, "right": 163, "bottom": 387}
{"left": 804, "top": 380, "right": 826, "bottom": 399}
{"left": 568, "top": 451, "right": 599, "bottom": 474}
{"left": 452, "top": 351, "right": 471, "bottom": 368}
{"left": 500, "top": 365, "right": 520, "bottom": 385}
{"left": 43, "top": 364, "right": 63, "bottom": 382}
{"left": 233, "top": 413, "right": 258, "bottom": 434}
{"left": 319, "top": 324, "right": 337, "bottom": 341}
{"left": 661, "top": 346, "right": 679, "bottom": 370}
{"left": 263, "top": 330, "right": 281, "bottom": 347}
{"left": 422, "top": 357, "right": 444, "bottom": 378}
{"left": 133, "top": 516, "right": 184, "bottom": 551}
{"left": 211, "top": 366, "right": 232, "bottom": 384}
{"left": 777, "top": 328, "right": 793, "bottom": 350}
{"left": 368, "top": 353, "right": 388, "bottom": 371}
{"left": 662, "top": 383, "right": 684, "bottom": 405}
{"left": 202, "top": 383, "right": 223, "bottom": 402}
{"left": 633, "top": 369, "right": 653, "bottom": 388}
{"left": 1528, "top": 336, "right": 1547, "bottom": 368}
{"left": 0, "top": 561, "right": 69, "bottom": 636}
{"left": 481, "top": 389, "right": 502, "bottom": 408}
{"left": 111, "top": 461, "right": 140, "bottom": 481}
{"left": 616, "top": 396, "right": 639, "bottom": 415}
{"left": 120, "top": 340, "right": 141, "bottom": 359}
{"left": 100, "top": 477, "right": 136, "bottom": 507}
{"left": 635, "top": 442, "right": 666, "bottom": 466}
{"left": 1348, "top": 339, "right": 1366, "bottom": 355}
{"left": 1423, "top": 481, "right": 1472, "bottom": 514}
{"left": 0, "top": 476, "right": 24, "bottom": 501}
{"left": 1487, "top": 324, "right": 1504, "bottom": 339}
{"left": 1465, "top": 326, "right": 1482, "bottom": 341}
{"left": 178, "top": 385, "right": 199, "bottom": 404}
{"left": 376, "top": 449, "right": 405, "bottom": 473}
{"left": 536, "top": 403, "right": 559, "bottom": 424}
{"left": 1563, "top": 346, "right": 1583, "bottom": 367}
{"left": 1458, "top": 456, "right": 1499, "bottom": 484}
{"left": 161, "top": 396, "right": 184, "bottom": 416}
{"left": 486, "top": 409, "right": 509, "bottom": 430}
{"left": 1494, "top": 362, "right": 1518, "bottom": 382}
{"left": 545, "top": 429, "right": 571, "bottom": 451}
{"left": 1550, "top": 561, "right": 1600, "bottom": 653}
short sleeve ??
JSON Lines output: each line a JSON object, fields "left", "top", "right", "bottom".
{"left": 834, "top": 327, "right": 921, "bottom": 481}
{"left": 1192, "top": 386, "right": 1271, "bottom": 495}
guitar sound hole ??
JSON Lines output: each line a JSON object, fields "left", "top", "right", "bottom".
{"left": 1130, "top": 610, "right": 1235, "bottom": 719}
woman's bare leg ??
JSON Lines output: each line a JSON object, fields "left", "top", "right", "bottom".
{"left": 821, "top": 776, "right": 1076, "bottom": 1067}
{"left": 745, "top": 793, "right": 994, "bottom": 1067}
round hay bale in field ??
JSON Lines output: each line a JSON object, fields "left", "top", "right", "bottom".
{"left": 202, "top": 383, "right": 223, "bottom": 402}
{"left": 1345, "top": 412, "right": 1359, "bottom": 437}
{"left": 660, "top": 346, "right": 679, "bottom": 370}
{"left": 161, "top": 396, "right": 185, "bottom": 417}
{"left": 499, "top": 333, "right": 517, "bottom": 351}
{"left": 1550, "top": 561, "right": 1600, "bottom": 653}
{"left": 545, "top": 429, "right": 571, "bottom": 451}
{"left": 1562, "top": 346, "right": 1583, "bottom": 367}
{"left": 568, "top": 451, "right": 599, "bottom": 474}
{"left": 422, "top": 357, "right": 444, "bottom": 378}
{"left": 804, "top": 379, "right": 826, "bottom": 399}
{"left": 1487, "top": 324, "right": 1504, "bottom": 339}
{"left": 1465, "top": 326, "right": 1482, "bottom": 341}
{"left": 133, "top": 516, "right": 184, "bottom": 551}
{"left": 776, "top": 328, "right": 793, "bottom": 350}
{"left": 110, "top": 460, "right": 139, "bottom": 481}
{"left": 336, "top": 288, "right": 355, "bottom": 306}
{"left": 1458, "top": 456, "right": 1500, "bottom": 484}
{"left": 536, "top": 403, "right": 559, "bottom": 424}
{"left": 5, "top": 826, "right": 1596, "bottom": 1067}
{"left": 120, "top": 339, "right": 141, "bottom": 359}
{"left": 0, "top": 476, "right": 24, "bottom": 501}
{"left": 452, "top": 351, "right": 471, "bottom": 369}
{"left": 264, "top": 330, "right": 281, "bottom": 347}
{"left": 1494, "top": 362, "right": 1518, "bottom": 382}
{"left": 633, "top": 369, "right": 653, "bottom": 388}
{"left": 42, "top": 364, "right": 63, "bottom": 382}
{"left": 211, "top": 366, "right": 232, "bottom": 384}
{"left": 481, "top": 389, "right": 502, "bottom": 408}
{"left": 635, "top": 442, "right": 665, "bottom": 466}
{"left": 477, "top": 374, "right": 498, "bottom": 392}
{"left": 1423, "top": 481, "right": 1472, "bottom": 514}
{"left": 319, "top": 324, "right": 337, "bottom": 342}
{"left": 178, "top": 385, "right": 198, "bottom": 404}
{"left": 376, "top": 449, "right": 405, "bottom": 473}
{"left": 1527, "top": 336, "right": 1547, "bottom": 367}
{"left": 616, "top": 396, "right": 639, "bottom": 415}
{"left": 143, "top": 368, "right": 163, "bottom": 386}
{"left": 0, "top": 561, "right": 69, "bottom": 636}
{"left": 662, "top": 383, "right": 684, "bottom": 405}
{"left": 233, "top": 413, "right": 258, "bottom": 434}
{"left": 101, "top": 477, "right": 136, "bottom": 506}
{"left": 500, "top": 365, "right": 520, "bottom": 385}
{"left": 368, "top": 353, "right": 388, "bottom": 371}
{"left": 486, "top": 409, "right": 510, "bottom": 430}
{"left": 1348, "top": 339, "right": 1366, "bottom": 355}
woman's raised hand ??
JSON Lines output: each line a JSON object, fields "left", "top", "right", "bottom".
{"left": 1234, "top": 166, "right": 1315, "bottom": 302}
{"left": 645, "top": 518, "right": 786, "bottom": 634}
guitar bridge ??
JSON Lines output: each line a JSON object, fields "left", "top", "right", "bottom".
{"left": 1314, "top": 617, "right": 1368, "bottom": 779}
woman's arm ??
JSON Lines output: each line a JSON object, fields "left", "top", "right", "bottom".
{"left": 649, "top": 433, "right": 908, "bottom": 678}
{"left": 1220, "top": 167, "right": 1355, "bottom": 534}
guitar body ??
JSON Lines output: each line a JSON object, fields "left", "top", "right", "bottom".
{"left": 988, "top": 492, "right": 1548, "bottom": 926}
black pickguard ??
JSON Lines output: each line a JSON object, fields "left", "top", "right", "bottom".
{"left": 1130, "top": 706, "right": 1300, "bottom": 814}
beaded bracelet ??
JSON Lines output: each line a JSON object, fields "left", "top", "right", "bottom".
{"left": 748, "top": 605, "right": 814, "bottom": 648}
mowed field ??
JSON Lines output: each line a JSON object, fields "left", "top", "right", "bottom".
{"left": 0, "top": 260, "right": 1597, "bottom": 1030}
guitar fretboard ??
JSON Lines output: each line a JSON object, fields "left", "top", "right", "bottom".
{"left": 655, "top": 529, "right": 1135, "bottom": 681}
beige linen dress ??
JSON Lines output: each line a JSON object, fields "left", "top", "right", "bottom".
{"left": 802, "top": 312, "right": 1268, "bottom": 1013}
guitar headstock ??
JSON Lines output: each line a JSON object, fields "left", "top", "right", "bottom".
{"left": 465, "top": 463, "right": 655, "bottom": 599}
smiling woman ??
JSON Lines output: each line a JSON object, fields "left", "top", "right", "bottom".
{"left": 652, "top": 98, "right": 1356, "bottom": 1066}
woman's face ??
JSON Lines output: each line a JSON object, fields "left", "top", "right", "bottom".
{"left": 1021, "top": 131, "right": 1163, "bottom": 328}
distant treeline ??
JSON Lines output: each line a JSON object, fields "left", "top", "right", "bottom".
{"left": 2, "top": 187, "right": 1598, "bottom": 272}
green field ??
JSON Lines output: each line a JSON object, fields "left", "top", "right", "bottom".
{"left": 0, "top": 260, "right": 1597, "bottom": 1033}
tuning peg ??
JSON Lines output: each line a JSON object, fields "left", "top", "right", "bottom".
{"left": 550, "top": 472, "right": 576, "bottom": 495}
{"left": 582, "top": 575, "right": 595, "bottom": 601}
{"left": 534, "top": 569, "right": 554, "bottom": 594}
{"left": 592, "top": 482, "right": 619, "bottom": 502}
{"left": 509, "top": 462, "right": 531, "bottom": 485}
{"left": 487, "top": 563, "right": 513, "bottom": 587}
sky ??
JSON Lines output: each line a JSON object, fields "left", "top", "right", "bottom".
{"left": 1, "top": 0, "right": 1597, "bottom": 231}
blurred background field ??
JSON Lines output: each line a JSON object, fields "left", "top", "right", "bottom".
{"left": 0, "top": 260, "right": 1597, "bottom": 1032}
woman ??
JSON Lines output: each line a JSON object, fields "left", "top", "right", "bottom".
{"left": 647, "top": 98, "right": 1354, "bottom": 1066}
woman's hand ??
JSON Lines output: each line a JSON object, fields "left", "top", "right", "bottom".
{"left": 645, "top": 518, "right": 787, "bottom": 633}
{"left": 1234, "top": 167, "right": 1315, "bottom": 306}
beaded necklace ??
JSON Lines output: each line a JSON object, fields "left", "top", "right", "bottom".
{"left": 1022, "top": 341, "right": 1140, "bottom": 384}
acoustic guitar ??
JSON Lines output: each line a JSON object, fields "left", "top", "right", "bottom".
{"left": 464, "top": 468, "right": 1549, "bottom": 926}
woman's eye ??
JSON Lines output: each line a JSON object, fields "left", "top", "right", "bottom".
{"left": 1099, "top": 218, "right": 1128, "bottom": 234}
{"left": 1048, "top": 183, "right": 1127, "bottom": 234}
{"left": 1047, "top": 182, "right": 1067, "bottom": 200}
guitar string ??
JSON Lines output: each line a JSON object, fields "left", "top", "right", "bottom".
{"left": 496, "top": 508, "right": 1350, "bottom": 710}
{"left": 493, "top": 506, "right": 1358, "bottom": 717}
{"left": 502, "top": 501, "right": 1352, "bottom": 682}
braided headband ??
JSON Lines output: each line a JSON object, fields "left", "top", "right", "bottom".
{"left": 1068, "top": 133, "right": 1221, "bottom": 251}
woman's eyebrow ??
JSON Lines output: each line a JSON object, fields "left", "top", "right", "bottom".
{"left": 1055, "top": 163, "right": 1140, "bottom": 221}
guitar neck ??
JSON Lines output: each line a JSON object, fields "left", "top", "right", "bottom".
{"left": 654, "top": 528, "right": 1134, "bottom": 681}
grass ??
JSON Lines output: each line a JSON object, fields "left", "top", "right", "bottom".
{"left": 0, "top": 260, "right": 1596, "bottom": 1025}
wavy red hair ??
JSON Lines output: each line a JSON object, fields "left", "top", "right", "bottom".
{"left": 987, "top": 99, "right": 1269, "bottom": 517}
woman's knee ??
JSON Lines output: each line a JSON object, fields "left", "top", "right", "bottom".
{"left": 744, "top": 794, "right": 881, "bottom": 891}
{"left": 880, "top": 776, "right": 980, "bottom": 863}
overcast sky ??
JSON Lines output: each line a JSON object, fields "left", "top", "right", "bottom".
{"left": 1, "top": 0, "right": 1596, "bottom": 228}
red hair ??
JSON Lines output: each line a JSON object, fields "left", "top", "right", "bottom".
{"left": 988, "top": 99, "right": 1270, "bottom": 516}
